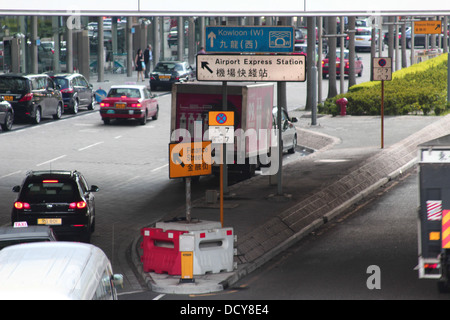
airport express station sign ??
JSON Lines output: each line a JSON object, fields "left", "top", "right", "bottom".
{"left": 205, "top": 26, "right": 295, "bottom": 53}
{"left": 196, "top": 54, "right": 306, "bottom": 82}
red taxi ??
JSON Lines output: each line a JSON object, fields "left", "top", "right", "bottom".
{"left": 322, "top": 49, "right": 364, "bottom": 79}
{"left": 99, "top": 85, "right": 159, "bottom": 125}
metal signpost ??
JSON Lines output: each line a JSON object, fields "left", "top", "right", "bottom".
{"left": 193, "top": 24, "right": 304, "bottom": 225}
{"left": 373, "top": 57, "right": 392, "bottom": 149}
{"left": 208, "top": 111, "right": 234, "bottom": 227}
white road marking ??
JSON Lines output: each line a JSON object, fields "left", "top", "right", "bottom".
{"left": 0, "top": 170, "right": 22, "bottom": 179}
{"left": 78, "top": 141, "right": 104, "bottom": 151}
{"left": 151, "top": 164, "right": 168, "bottom": 172}
{"left": 36, "top": 155, "right": 67, "bottom": 167}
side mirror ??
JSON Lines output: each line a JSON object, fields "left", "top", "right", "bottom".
{"left": 12, "top": 185, "right": 20, "bottom": 193}
{"left": 112, "top": 274, "right": 123, "bottom": 288}
{"left": 90, "top": 185, "right": 99, "bottom": 192}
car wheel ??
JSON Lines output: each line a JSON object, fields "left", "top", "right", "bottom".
{"left": 1, "top": 111, "right": 13, "bottom": 131}
{"left": 33, "top": 107, "right": 41, "bottom": 124}
{"left": 103, "top": 118, "right": 111, "bottom": 125}
{"left": 152, "top": 106, "right": 159, "bottom": 120}
{"left": 88, "top": 96, "right": 95, "bottom": 110}
{"left": 72, "top": 99, "right": 79, "bottom": 114}
{"left": 140, "top": 111, "right": 147, "bottom": 125}
{"left": 53, "top": 103, "right": 63, "bottom": 120}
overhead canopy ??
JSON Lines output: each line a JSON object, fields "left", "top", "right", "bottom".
{"left": 3, "top": 0, "right": 450, "bottom": 16}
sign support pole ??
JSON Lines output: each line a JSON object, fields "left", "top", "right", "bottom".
{"left": 222, "top": 81, "right": 228, "bottom": 195}
{"left": 381, "top": 80, "right": 384, "bottom": 149}
{"left": 186, "top": 177, "right": 191, "bottom": 223}
{"left": 220, "top": 145, "right": 224, "bottom": 227}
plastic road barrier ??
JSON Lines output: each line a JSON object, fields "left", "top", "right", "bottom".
{"left": 140, "top": 228, "right": 188, "bottom": 275}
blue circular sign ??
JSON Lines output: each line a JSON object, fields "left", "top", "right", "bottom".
{"left": 216, "top": 113, "right": 227, "bottom": 124}
{"left": 378, "top": 59, "right": 387, "bottom": 67}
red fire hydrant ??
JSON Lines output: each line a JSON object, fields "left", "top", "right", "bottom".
{"left": 336, "top": 97, "right": 348, "bottom": 116}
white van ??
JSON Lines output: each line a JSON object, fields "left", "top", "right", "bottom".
{"left": 0, "top": 242, "right": 123, "bottom": 300}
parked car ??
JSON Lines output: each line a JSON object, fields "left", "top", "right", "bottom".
{"left": 0, "top": 99, "right": 13, "bottom": 131}
{"left": 11, "top": 170, "right": 99, "bottom": 243}
{"left": 349, "top": 27, "right": 380, "bottom": 51}
{"left": 167, "top": 27, "right": 178, "bottom": 47}
{"left": 272, "top": 107, "right": 298, "bottom": 154}
{"left": 51, "top": 73, "right": 95, "bottom": 114}
{"left": 322, "top": 49, "right": 364, "bottom": 78}
{"left": 99, "top": 84, "right": 159, "bottom": 125}
{"left": 150, "top": 61, "right": 194, "bottom": 91}
{"left": 0, "top": 74, "right": 63, "bottom": 124}
{"left": 295, "top": 28, "right": 306, "bottom": 44}
{"left": 0, "top": 225, "right": 57, "bottom": 250}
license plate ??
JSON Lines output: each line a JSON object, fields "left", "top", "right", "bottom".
{"left": 38, "top": 218, "right": 62, "bottom": 225}
{"left": 356, "top": 37, "right": 364, "bottom": 41}
{"left": 160, "top": 75, "right": 170, "bottom": 80}
{"left": 115, "top": 103, "right": 126, "bottom": 108}
{"left": 3, "top": 95, "right": 13, "bottom": 101}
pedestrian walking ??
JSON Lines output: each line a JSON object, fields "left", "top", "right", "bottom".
{"left": 135, "top": 48, "right": 145, "bottom": 82}
{"left": 144, "top": 45, "right": 153, "bottom": 78}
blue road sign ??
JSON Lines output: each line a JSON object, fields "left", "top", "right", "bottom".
{"left": 205, "top": 26, "right": 294, "bottom": 53}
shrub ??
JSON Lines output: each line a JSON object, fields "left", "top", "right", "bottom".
{"left": 320, "top": 54, "right": 448, "bottom": 116}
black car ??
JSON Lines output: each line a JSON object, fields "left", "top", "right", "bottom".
{"left": 0, "top": 99, "right": 13, "bottom": 131}
{"left": 0, "top": 74, "right": 63, "bottom": 124}
{"left": 150, "top": 61, "right": 194, "bottom": 91}
{"left": 51, "top": 73, "right": 95, "bottom": 114}
{"left": 11, "top": 170, "right": 99, "bottom": 243}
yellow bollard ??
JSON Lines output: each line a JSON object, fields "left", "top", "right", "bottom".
{"left": 180, "top": 252, "right": 194, "bottom": 283}
{"left": 179, "top": 234, "right": 195, "bottom": 283}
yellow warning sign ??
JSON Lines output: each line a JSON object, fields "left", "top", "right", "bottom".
{"left": 414, "top": 20, "right": 442, "bottom": 35}
{"left": 209, "top": 111, "right": 234, "bottom": 127}
{"left": 169, "top": 141, "right": 212, "bottom": 179}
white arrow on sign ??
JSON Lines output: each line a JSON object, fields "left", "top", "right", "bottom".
{"left": 208, "top": 31, "right": 216, "bottom": 48}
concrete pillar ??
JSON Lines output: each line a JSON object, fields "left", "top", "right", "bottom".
{"left": 31, "top": 16, "right": 38, "bottom": 74}
{"left": 127, "top": 17, "right": 133, "bottom": 77}
{"left": 97, "top": 17, "right": 104, "bottom": 82}
{"left": 66, "top": 17, "right": 73, "bottom": 73}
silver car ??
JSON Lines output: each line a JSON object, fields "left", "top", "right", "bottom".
{"left": 272, "top": 107, "right": 298, "bottom": 154}
{"left": 0, "top": 100, "right": 13, "bottom": 131}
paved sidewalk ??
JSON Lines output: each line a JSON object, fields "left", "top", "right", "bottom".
{"left": 126, "top": 111, "right": 450, "bottom": 294}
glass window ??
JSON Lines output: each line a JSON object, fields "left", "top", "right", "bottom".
{"left": 0, "top": 77, "right": 28, "bottom": 92}
{"left": 77, "top": 76, "right": 88, "bottom": 87}
{"left": 93, "top": 269, "right": 114, "bottom": 300}
{"left": 22, "top": 179, "right": 78, "bottom": 202}
{"left": 53, "top": 78, "right": 69, "bottom": 89}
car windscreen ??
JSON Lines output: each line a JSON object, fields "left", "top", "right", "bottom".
{"left": 356, "top": 30, "right": 371, "bottom": 36}
{"left": 21, "top": 179, "right": 79, "bottom": 202}
{"left": 0, "top": 238, "right": 52, "bottom": 250}
{"left": 53, "top": 78, "right": 69, "bottom": 89}
{"left": 0, "top": 77, "right": 29, "bottom": 93}
{"left": 107, "top": 88, "right": 141, "bottom": 98}
{"left": 153, "top": 63, "right": 176, "bottom": 72}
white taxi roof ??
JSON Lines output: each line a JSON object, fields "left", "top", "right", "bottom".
{"left": 0, "top": 242, "right": 111, "bottom": 300}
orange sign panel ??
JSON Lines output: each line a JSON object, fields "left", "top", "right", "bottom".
{"left": 209, "top": 111, "right": 234, "bottom": 126}
{"left": 414, "top": 20, "right": 442, "bottom": 35}
{"left": 169, "top": 141, "right": 212, "bottom": 179}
